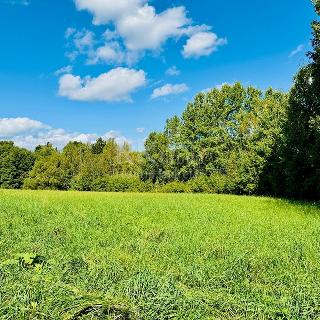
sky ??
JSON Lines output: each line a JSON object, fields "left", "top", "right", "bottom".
{"left": 0, "top": 0, "right": 316, "bottom": 150}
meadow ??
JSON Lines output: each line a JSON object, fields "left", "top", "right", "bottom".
{"left": 1, "top": 190, "right": 320, "bottom": 319}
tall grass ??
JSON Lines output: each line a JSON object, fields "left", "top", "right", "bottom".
{"left": 0, "top": 190, "right": 320, "bottom": 319}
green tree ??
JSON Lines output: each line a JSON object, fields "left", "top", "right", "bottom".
{"left": 34, "top": 143, "right": 56, "bottom": 158}
{"left": 62, "top": 141, "right": 89, "bottom": 183}
{"left": 24, "top": 147, "right": 67, "bottom": 190}
{"left": 0, "top": 141, "right": 35, "bottom": 189}
{"left": 91, "top": 138, "right": 106, "bottom": 155}
{"left": 159, "top": 84, "right": 287, "bottom": 193}
{"left": 283, "top": 1, "right": 320, "bottom": 199}
{"left": 142, "top": 132, "right": 172, "bottom": 183}
{"left": 101, "top": 139, "right": 120, "bottom": 175}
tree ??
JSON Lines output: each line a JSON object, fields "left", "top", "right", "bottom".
{"left": 24, "top": 148, "right": 67, "bottom": 190}
{"left": 155, "top": 83, "right": 287, "bottom": 193}
{"left": 142, "top": 132, "right": 172, "bottom": 183}
{"left": 91, "top": 138, "right": 106, "bottom": 155}
{"left": 34, "top": 143, "right": 56, "bottom": 158}
{"left": 117, "top": 142, "right": 142, "bottom": 175}
{"left": 283, "top": 1, "right": 320, "bottom": 199}
{"left": 0, "top": 141, "right": 35, "bottom": 189}
{"left": 62, "top": 141, "right": 89, "bottom": 183}
{"left": 101, "top": 139, "right": 120, "bottom": 175}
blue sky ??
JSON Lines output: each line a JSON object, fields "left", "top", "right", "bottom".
{"left": 0, "top": 0, "right": 315, "bottom": 150}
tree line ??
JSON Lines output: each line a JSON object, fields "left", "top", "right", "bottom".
{"left": 1, "top": 2, "right": 320, "bottom": 199}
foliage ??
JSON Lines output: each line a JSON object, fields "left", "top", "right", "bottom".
{"left": 73, "top": 174, "right": 153, "bottom": 193}
{"left": 141, "top": 132, "right": 172, "bottom": 183}
{"left": 144, "top": 84, "right": 288, "bottom": 195}
{"left": 0, "top": 141, "right": 35, "bottom": 189}
{"left": 91, "top": 137, "right": 106, "bottom": 155}
{"left": 23, "top": 138, "right": 143, "bottom": 191}
{"left": 280, "top": 2, "right": 320, "bottom": 199}
{"left": 23, "top": 151, "right": 67, "bottom": 190}
{"left": 156, "top": 181, "right": 191, "bottom": 193}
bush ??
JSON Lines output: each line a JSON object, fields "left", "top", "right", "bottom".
{"left": 207, "top": 174, "right": 233, "bottom": 194}
{"left": 92, "top": 174, "right": 147, "bottom": 192}
{"left": 186, "top": 174, "right": 234, "bottom": 194}
{"left": 70, "top": 173, "right": 96, "bottom": 191}
{"left": 157, "top": 181, "right": 190, "bottom": 193}
{"left": 187, "top": 176, "right": 211, "bottom": 193}
{"left": 71, "top": 174, "right": 154, "bottom": 193}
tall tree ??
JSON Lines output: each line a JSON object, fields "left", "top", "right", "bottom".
{"left": 142, "top": 132, "right": 172, "bottom": 183}
{"left": 0, "top": 141, "right": 35, "bottom": 189}
{"left": 160, "top": 84, "right": 287, "bottom": 193}
{"left": 283, "top": 1, "right": 320, "bottom": 199}
{"left": 91, "top": 138, "right": 106, "bottom": 155}
{"left": 24, "top": 147, "right": 67, "bottom": 190}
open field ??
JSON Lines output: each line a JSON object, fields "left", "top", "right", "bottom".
{"left": 1, "top": 190, "right": 320, "bottom": 319}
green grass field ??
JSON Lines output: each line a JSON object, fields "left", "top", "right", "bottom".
{"left": 1, "top": 190, "right": 320, "bottom": 319}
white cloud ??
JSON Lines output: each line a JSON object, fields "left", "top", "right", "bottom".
{"left": 136, "top": 127, "right": 145, "bottom": 133}
{"left": 71, "top": 0, "right": 225, "bottom": 64}
{"left": 151, "top": 83, "right": 188, "bottom": 99}
{"left": 87, "top": 42, "right": 127, "bottom": 65}
{"left": 289, "top": 44, "right": 304, "bottom": 58}
{"left": 12, "top": 129, "right": 128, "bottom": 150}
{"left": 58, "top": 67, "right": 146, "bottom": 102}
{"left": 0, "top": 118, "right": 47, "bottom": 137}
{"left": 54, "top": 65, "right": 73, "bottom": 76}
{"left": 75, "top": 0, "right": 145, "bottom": 25}
{"left": 183, "top": 32, "right": 227, "bottom": 58}
{"left": 166, "top": 66, "right": 180, "bottom": 76}
{"left": 73, "top": 29, "right": 95, "bottom": 52}
{"left": 66, "top": 29, "right": 139, "bottom": 66}
{"left": 0, "top": 118, "right": 129, "bottom": 150}
{"left": 117, "top": 6, "right": 189, "bottom": 51}
{"left": 65, "top": 29, "right": 96, "bottom": 62}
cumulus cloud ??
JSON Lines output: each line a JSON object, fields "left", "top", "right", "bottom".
{"left": 70, "top": 0, "right": 225, "bottom": 64}
{"left": 75, "top": 0, "right": 189, "bottom": 51}
{"left": 183, "top": 32, "right": 227, "bottom": 58}
{"left": 73, "top": 29, "right": 95, "bottom": 51}
{"left": 117, "top": 6, "right": 189, "bottom": 52}
{"left": 58, "top": 67, "right": 146, "bottom": 102}
{"left": 87, "top": 42, "right": 128, "bottom": 65}
{"left": 289, "top": 44, "right": 304, "bottom": 58}
{"left": 0, "top": 118, "right": 129, "bottom": 150}
{"left": 0, "top": 118, "right": 47, "bottom": 137}
{"left": 151, "top": 83, "right": 188, "bottom": 99}
{"left": 65, "top": 28, "right": 97, "bottom": 62}
{"left": 75, "top": 0, "right": 145, "bottom": 25}
{"left": 13, "top": 129, "right": 128, "bottom": 150}
{"left": 166, "top": 66, "right": 180, "bottom": 76}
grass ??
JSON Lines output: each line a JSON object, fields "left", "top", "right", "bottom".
{"left": 0, "top": 190, "right": 320, "bottom": 319}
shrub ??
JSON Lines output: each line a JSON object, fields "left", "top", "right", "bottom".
{"left": 70, "top": 173, "right": 96, "bottom": 191}
{"left": 157, "top": 181, "right": 190, "bottom": 193}
{"left": 187, "top": 175, "right": 211, "bottom": 193}
{"left": 92, "top": 174, "right": 145, "bottom": 192}
{"left": 207, "top": 173, "right": 233, "bottom": 194}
